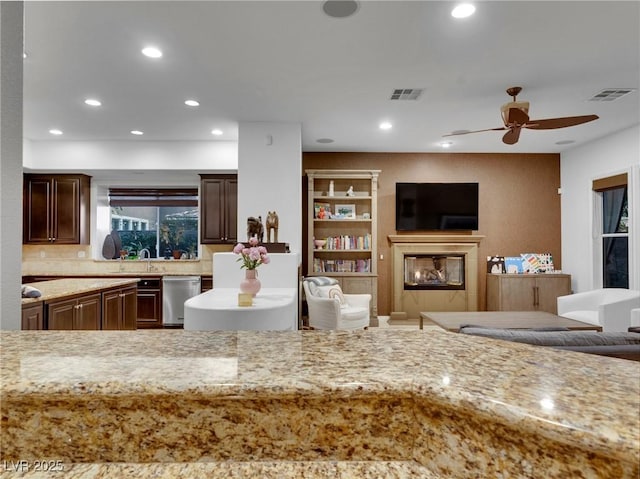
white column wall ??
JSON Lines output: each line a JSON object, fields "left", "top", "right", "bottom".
{"left": 237, "top": 122, "right": 302, "bottom": 255}
{"left": 560, "top": 125, "right": 640, "bottom": 293}
{"left": 0, "top": 2, "right": 24, "bottom": 330}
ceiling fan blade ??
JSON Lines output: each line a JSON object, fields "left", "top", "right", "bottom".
{"left": 507, "top": 107, "right": 529, "bottom": 125}
{"left": 502, "top": 128, "right": 521, "bottom": 145}
{"left": 525, "top": 114, "right": 599, "bottom": 130}
{"left": 443, "top": 127, "right": 507, "bottom": 137}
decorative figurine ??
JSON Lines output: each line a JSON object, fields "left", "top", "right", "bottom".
{"left": 266, "top": 211, "right": 279, "bottom": 243}
{"left": 246, "top": 216, "right": 264, "bottom": 242}
{"left": 346, "top": 185, "right": 355, "bottom": 196}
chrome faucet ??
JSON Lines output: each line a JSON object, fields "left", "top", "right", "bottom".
{"left": 139, "top": 248, "right": 151, "bottom": 259}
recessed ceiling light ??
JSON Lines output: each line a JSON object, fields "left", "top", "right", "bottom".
{"left": 130, "top": 130, "right": 144, "bottom": 136}
{"left": 379, "top": 122, "right": 392, "bottom": 130}
{"left": 49, "top": 129, "right": 63, "bottom": 135}
{"left": 322, "top": 1, "right": 359, "bottom": 18}
{"left": 451, "top": 3, "right": 476, "bottom": 18}
{"left": 441, "top": 141, "right": 453, "bottom": 148}
{"left": 84, "top": 99, "right": 102, "bottom": 107}
{"left": 184, "top": 100, "right": 200, "bottom": 107}
{"left": 23, "top": 52, "right": 27, "bottom": 59}
{"left": 141, "top": 46, "right": 163, "bottom": 58}
{"left": 211, "top": 129, "right": 223, "bottom": 136}
{"left": 316, "top": 138, "right": 335, "bottom": 144}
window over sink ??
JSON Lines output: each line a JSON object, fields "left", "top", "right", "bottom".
{"left": 109, "top": 188, "right": 199, "bottom": 259}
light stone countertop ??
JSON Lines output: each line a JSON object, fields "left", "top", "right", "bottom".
{"left": 21, "top": 278, "right": 140, "bottom": 304}
{"left": 1, "top": 329, "right": 638, "bottom": 478}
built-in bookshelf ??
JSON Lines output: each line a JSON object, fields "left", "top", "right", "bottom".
{"left": 306, "top": 169, "right": 380, "bottom": 317}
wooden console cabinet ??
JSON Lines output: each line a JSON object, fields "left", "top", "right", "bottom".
{"left": 486, "top": 273, "right": 571, "bottom": 315}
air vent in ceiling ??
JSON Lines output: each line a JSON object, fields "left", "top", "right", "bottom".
{"left": 390, "top": 88, "right": 424, "bottom": 100}
{"left": 588, "top": 88, "right": 636, "bottom": 102}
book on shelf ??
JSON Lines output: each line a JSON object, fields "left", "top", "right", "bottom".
{"left": 313, "top": 258, "right": 371, "bottom": 273}
{"left": 315, "top": 234, "right": 371, "bottom": 250}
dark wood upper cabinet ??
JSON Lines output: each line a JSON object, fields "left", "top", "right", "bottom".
{"left": 23, "top": 174, "right": 91, "bottom": 244}
{"left": 200, "top": 174, "right": 237, "bottom": 244}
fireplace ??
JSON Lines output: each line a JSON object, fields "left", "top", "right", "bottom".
{"left": 389, "top": 235, "right": 484, "bottom": 320}
{"left": 404, "top": 254, "right": 465, "bottom": 290}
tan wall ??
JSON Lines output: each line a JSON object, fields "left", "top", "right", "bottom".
{"left": 302, "top": 152, "right": 562, "bottom": 315}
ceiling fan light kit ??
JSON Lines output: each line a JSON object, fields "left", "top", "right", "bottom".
{"left": 446, "top": 86, "right": 599, "bottom": 145}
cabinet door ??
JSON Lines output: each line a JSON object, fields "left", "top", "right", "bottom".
{"left": 102, "top": 290, "right": 122, "bottom": 330}
{"left": 200, "top": 175, "right": 238, "bottom": 244}
{"left": 201, "top": 178, "right": 226, "bottom": 243}
{"left": 122, "top": 286, "right": 138, "bottom": 330}
{"left": 224, "top": 179, "right": 238, "bottom": 243}
{"left": 22, "top": 303, "right": 44, "bottom": 330}
{"left": 51, "top": 176, "right": 81, "bottom": 244}
{"left": 499, "top": 276, "right": 537, "bottom": 310}
{"left": 75, "top": 294, "right": 101, "bottom": 330}
{"left": 536, "top": 276, "right": 571, "bottom": 314}
{"left": 23, "top": 177, "right": 52, "bottom": 243}
{"left": 137, "top": 281, "right": 162, "bottom": 328}
{"left": 48, "top": 298, "right": 77, "bottom": 330}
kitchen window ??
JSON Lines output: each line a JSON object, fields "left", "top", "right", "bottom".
{"left": 109, "top": 188, "right": 199, "bottom": 259}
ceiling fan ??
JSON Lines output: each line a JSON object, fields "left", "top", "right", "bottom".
{"left": 444, "top": 87, "right": 599, "bottom": 145}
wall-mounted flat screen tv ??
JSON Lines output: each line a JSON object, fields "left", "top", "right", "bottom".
{"left": 396, "top": 182, "right": 479, "bottom": 231}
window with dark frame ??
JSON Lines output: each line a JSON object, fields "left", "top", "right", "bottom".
{"left": 593, "top": 174, "right": 629, "bottom": 288}
{"left": 109, "top": 188, "right": 199, "bottom": 259}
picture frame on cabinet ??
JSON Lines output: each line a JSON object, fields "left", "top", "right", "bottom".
{"left": 335, "top": 204, "right": 356, "bottom": 219}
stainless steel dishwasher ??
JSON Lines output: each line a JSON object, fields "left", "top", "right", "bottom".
{"left": 162, "top": 276, "right": 201, "bottom": 327}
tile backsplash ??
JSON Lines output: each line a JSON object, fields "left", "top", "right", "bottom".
{"left": 22, "top": 245, "right": 232, "bottom": 276}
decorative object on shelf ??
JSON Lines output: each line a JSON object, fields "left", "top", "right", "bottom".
{"left": 329, "top": 180, "right": 335, "bottom": 196}
{"left": 266, "top": 211, "right": 279, "bottom": 243}
{"left": 314, "top": 239, "right": 327, "bottom": 249}
{"left": 246, "top": 216, "right": 264, "bottom": 242}
{"left": 346, "top": 185, "right": 355, "bottom": 197}
{"left": 487, "top": 255, "right": 506, "bottom": 274}
{"left": 233, "top": 237, "right": 270, "bottom": 296}
{"left": 335, "top": 204, "right": 356, "bottom": 219}
{"left": 314, "top": 202, "right": 331, "bottom": 219}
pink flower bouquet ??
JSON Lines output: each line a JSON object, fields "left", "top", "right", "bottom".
{"left": 233, "top": 237, "right": 270, "bottom": 270}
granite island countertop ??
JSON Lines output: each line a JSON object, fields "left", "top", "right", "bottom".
{"left": 1, "top": 329, "right": 638, "bottom": 478}
{"left": 21, "top": 278, "right": 140, "bottom": 305}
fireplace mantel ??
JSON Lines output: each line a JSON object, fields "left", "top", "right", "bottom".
{"left": 388, "top": 235, "right": 484, "bottom": 320}
{"left": 388, "top": 234, "right": 485, "bottom": 244}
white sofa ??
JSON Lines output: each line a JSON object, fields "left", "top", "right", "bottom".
{"left": 302, "top": 277, "right": 370, "bottom": 330}
{"left": 557, "top": 288, "right": 640, "bottom": 333}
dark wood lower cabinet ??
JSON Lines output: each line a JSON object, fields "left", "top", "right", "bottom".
{"left": 22, "top": 303, "right": 44, "bottom": 330}
{"left": 47, "top": 293, "right": 101, "bottom": 330}
{"left": 136, "top": 278, "right": 163, "bottom": 328}
{"left": 102, "top": 286, "right": 137, "bottom": 330}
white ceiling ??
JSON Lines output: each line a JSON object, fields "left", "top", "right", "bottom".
{"left": 23, "top": 1, "right": 640, "bottom": 154}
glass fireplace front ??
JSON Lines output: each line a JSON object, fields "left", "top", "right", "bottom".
{"left": 404, "top": 254, "right": 465, "bottom": 290}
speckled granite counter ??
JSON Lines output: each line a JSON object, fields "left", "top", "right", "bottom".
{"left": 21, "top": 278, "right": 140, "bottom": 305}
{"left": 1, "top": 329, "right": 638, "bottom": 478}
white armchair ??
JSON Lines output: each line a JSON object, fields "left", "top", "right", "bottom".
{"left": 557, "top": 288, "right": 640, "bottom": 332}
{"left": 302, "top": 276, "right": 371, "bottom": 330}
